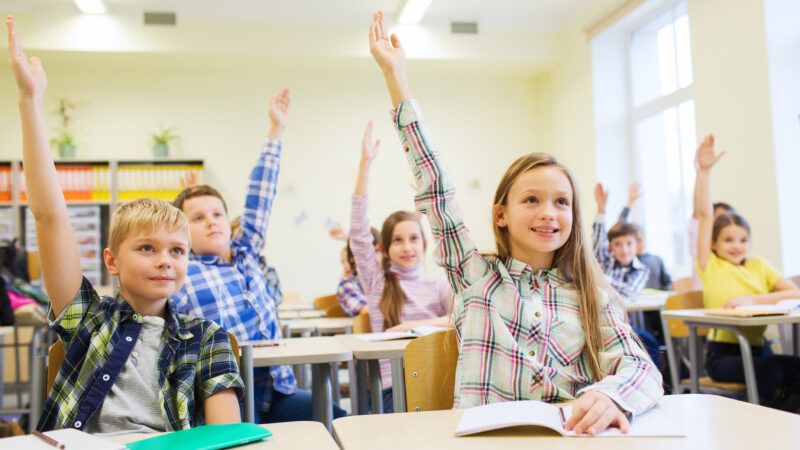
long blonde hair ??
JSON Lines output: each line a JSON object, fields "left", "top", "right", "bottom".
{"left": 379, "top": 211, "right": 427, "bottom": 329}
{"left": 492, "top": 153, "right": 607, "bottom": 381}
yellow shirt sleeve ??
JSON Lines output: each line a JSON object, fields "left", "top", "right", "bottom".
{"left": 754, "top": 257, "right": 782, "bottom": 291}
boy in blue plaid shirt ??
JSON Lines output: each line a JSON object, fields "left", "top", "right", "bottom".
{"left": 6, "top": 16, "right": 243, "bottom": 434}
{"left": 171, "top": 89, "right": 345, "bottom": 422}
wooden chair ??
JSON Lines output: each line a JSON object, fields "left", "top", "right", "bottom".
{"left": 403, "top": 329, "right": 458, "bottom": 412}
{"left": 664, "top": 291, "right": 746, "bottom": 394}
{"left": 352, "top": 311, "right": 371, "bottom": 334}
{"left": 47, "top": 332, "right": 241, "bottom": 395}
{"left": 313, "top": 294, "right": 348, "bottom": 318}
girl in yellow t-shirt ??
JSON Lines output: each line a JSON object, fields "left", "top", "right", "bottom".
{"left": 694, "top": 134, "right": 800, "bottom": 411}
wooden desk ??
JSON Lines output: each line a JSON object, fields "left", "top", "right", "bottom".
{"left": 240, "top": 337, "right": 352, "bottom": 432}
{"left": 311, "top": 318, "right": 355, "bottom": 335}
{"left": 660, "top": 309, "right": 800, "bottom": 402}
{"left": 332, "top": 394, "right": 800, "bottom": 450}
{"left": 110, "top": 422, "right": 338, "bottom": 450}
{"left": 334, "top": 334, "right": 413, "bottom": 414}
{"left": 0, "top": 326, "right": 14, "bottom": 337}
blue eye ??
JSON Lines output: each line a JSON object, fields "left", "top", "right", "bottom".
{"left": 140, "top": 245, "right": 154, "bottom": 252}
{"left": 171, "top": 247, "right": 186, "bottom": 256}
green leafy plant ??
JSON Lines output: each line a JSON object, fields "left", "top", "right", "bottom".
{"left": 50, "top": 98, "right": 76, "bottom": 153}
{"left": 150, "top": 125, "right": 180, "bottom": 146}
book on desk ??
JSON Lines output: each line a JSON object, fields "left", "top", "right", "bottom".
{"left": 705, "top": 299, "right": 800, "bottom": 317}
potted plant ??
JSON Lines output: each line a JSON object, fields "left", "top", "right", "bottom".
{"left": 51, "top": 98, "right": 77, "bottom": 158}
{"left": 150, "top": 125, "right": 180, "bottom": 158}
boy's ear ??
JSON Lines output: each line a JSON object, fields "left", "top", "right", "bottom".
{"left": 493, "top": 204, "right": 508, "bottom": 228}
{"left": 103, "top": 248, "right": 119, "bottom": 276}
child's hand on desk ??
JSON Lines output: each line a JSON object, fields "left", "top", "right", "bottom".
{"left": 564, "top": 391, "right": 630, "bottom": 436}
{"left": 386, "top": 322, "right": 415, "bottom": 332}
{"left": 267, "top": 88, "right": 291, "bottom": 141}
{"left": 725, "top": 296, "right": 758, "bottom": 308}
{"left": 6, "top": 16, "right": 48, "bottom": 98}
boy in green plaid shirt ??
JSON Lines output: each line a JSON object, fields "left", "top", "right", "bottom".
{"left": 6, "top": 16, "right": 243, "bottom": 434}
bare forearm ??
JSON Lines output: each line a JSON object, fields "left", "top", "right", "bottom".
{"left": 203, "top": 389, "right": 241, "bottom": 424}
{"left": 754, "top": 290, "right": 800, "bottom": 305}
{"left": 354, "top": 159, "right": 372, "bottom": 195}
{"left": 382, "top": 68, "right": 411, "bottom": 108}
{"left": 695, "top": 170, "right": 713, "bottom": 219}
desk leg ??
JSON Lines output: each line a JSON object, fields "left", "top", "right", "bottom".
{"left": 688, "top": 325, "right": 700, "bottom": 394}
{"left": 331, "top": 363, "right": 341, "bottom": 404}
{"left": 733, "top": 331, "right": 759, "bottom": 404}
{"left": 367, "top": 360, "right": 383, "bottom": 414}
{"left": 28, "top": 327, "right": 47, "bottom": 433}
{"left": 311, "top": 363, "right": 333, "bottom": 432}
{"left": 793, "top": 323, "right": 799, "bottom": 357}
{"left": 660, "top": 314, "right": 680, "bottom": 394}
{"left": 390, "top": 358, "right": 406, "bottom": 413}
{"left": 241, "top": 345, "right": 255, "bottom": 423}
{"left": 354, "top": 360, "right": 368, "bottom": 415}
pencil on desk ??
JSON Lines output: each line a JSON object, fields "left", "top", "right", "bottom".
{"left": 32, "top": 430, "right": 66, "bottom": 450}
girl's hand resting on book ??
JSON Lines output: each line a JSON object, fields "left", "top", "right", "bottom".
{"left": 564, "top": 391, "right": 630, "bottom": 436}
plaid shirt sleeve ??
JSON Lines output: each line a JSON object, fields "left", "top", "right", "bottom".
{"left": 196, "top": 323, "right": 245, "bottom": 403}
{"left": 336, "top": 276, "right": 367, "bottom": 317}
{"left": 615, "top": 263, "right": 650, "bottom": 298}
{"left": 232, "top": 141, "right": 281, "bottom": 255}
{"left": 393, "top": 100, "right": 491, "bottom": 294}
{"left": 349, "top": 195, "right": 384, "bottom": 295}
{"left": 577, "top": 292, "right": 664, "bottom": 416}
{"left": 592, "top": 213, "right": 611, "bottom": 265}
{"left": 47, "top": 277, "right": 102, "bottom": 348}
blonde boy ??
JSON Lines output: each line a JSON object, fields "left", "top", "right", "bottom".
{"left": 6, "top": 16, "right": 243, "bottom": 434}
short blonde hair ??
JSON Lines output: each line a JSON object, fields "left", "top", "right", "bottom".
{"left": 108, "top": 198, "right": 190, "bottom": 253}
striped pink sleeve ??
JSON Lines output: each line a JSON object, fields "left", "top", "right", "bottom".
{"left": 349, "top": 195, "right": 384, "bottom": 296}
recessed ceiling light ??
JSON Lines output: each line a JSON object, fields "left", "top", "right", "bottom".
{"left": 398, "top": 0, "right": 432, "bottom": 25}
{"left": 74, "top": 0, "right": 107, "bottom": 15}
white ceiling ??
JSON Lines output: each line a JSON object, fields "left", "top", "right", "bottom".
{"left": 1, "top": 0, "right": 621, "bottom": 31}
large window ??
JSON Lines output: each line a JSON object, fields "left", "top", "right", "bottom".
{"left": 628, "top": 2, "right": 696, "bottom": 273}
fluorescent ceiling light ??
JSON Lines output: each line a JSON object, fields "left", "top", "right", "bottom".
{"left": 74, "top": 0, "right": 107, "bottom": 15}
{"left": 398, "top": 0, "right": 432, "bottom": 25}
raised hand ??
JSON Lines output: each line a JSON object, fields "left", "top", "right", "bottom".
{"left": 6, "top": 16, "right": 48, "bottom": 98}
{"left": 268, "top": 88, "right": 291, "bottom": 141}
{"left": 361, "top": 121, "right": 380, "bottom": 163}
{"left": 369, "top": 11, "right": 406, "bottom": 75}
{"left": 180, "top": 171, "right": 198, "bottom": 189}
{"left": 329, "top": 224, "right": 348, "bottom": 241}
{"left": 695, "top": 134, "right": 725, "bottom": 172}
{"left": 626, "top": 182, "right": 642, "bottom": 208}
{"left": 594, "top": 183, "right": 609, "bottom": 213}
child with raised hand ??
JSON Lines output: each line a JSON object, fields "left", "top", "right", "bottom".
{"left": 329, "top": 224, "right": 380, "bottom": 317}
{"left": 694, "top": 135, "right": 800, "bottom": 411}
{"left": 6, "top": 16, "right": 243, "bottom": 433}
{"left": 171, "top": 89, "right": 345, "bottom": 422}
{"left": 368, "top": 11, "right": 662, "bottom": 434}
{"left": 349, "top": 120, "right": 453, "bottom": 412}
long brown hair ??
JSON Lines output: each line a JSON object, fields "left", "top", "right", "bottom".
{"left": 379, "top": 211, "right": 427, "bottom": 329}
{"left": 491, "top": 153, "right": 608, "bottom": 381}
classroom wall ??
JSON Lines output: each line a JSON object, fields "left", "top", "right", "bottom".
{"left": 0, "top": 55, "right": 541, "bottom": 301}
{"left": 687, "top": 0, "right": 784, "bottom": 270}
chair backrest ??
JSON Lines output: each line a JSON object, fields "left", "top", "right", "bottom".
{"left": 352, "top": 311, "right": 371, "bottom": 334}
{"left": 665, "top": 290, "right": 708, "bottom": 338}
{"left": 46, "top": 332, "right": 241, "bottom": 396}
{"left": 313, "top": 294, "right": 347, "bottom": 317}
{"left": 403, "top": 329, "right": 458, "bottom": 412}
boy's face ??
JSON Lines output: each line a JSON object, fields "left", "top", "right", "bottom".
{"left": 181, "top": 195, "right": 232, "bottom": 258}
{"left": 610, "top": 234, "right": 637, "bottom": 267}
{"left": 104, "top": 227, "right": 189, "bottom": 305}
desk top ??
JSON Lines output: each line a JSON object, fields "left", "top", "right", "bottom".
{"left": 247, "top": 336, "right": 353, "bottom": 366}
{"left": 278, "top": 303, "right": 317, "bottom": 312}
{"left": 0, "top": 326, "right": 13, "bottom": 337}
{"left": 280, "top": 309, "right": 327, "bottom": 319}
{"left": 283, "top": 319, "right": 317, "bottom": 335}
{"left": 332, "top": 394, "right": 800, "bottom": 450}
{"left": 625, "top": 298, "right": 666, "bottom": 312}
{"left": 334, "top": 334, "right": 412, "bottom": 359}
{"left": 310, "top": 317, "right": 354, "bottom": 334}
{"left": 661, "top": 309, "right": 800, "bottom": 326}
{"left": 110, "top": 422, "right": 338, "bottom": 450}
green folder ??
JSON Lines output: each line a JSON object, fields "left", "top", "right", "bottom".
{"left": 126, "top": 423, "right": 271, "bottom": 450}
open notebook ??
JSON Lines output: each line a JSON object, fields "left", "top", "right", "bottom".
{"left": 705, "top": 299, "right": 800, "bottom": 317}
{"left": 354, "top": 326, "right": 447, "bottom": 342}
{"left": 454, "top": 401, "right": 684, "bottom": 437}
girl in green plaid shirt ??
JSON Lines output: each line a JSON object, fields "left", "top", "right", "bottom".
{"left": 367, "top": 11, "right": 663, "bottom": 436}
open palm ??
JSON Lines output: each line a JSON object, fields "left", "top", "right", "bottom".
{"left": 361, "top": 121, "right": 380, "bottom": 162}
{"left": 6, "top": 16, "right": 47, "bottom": 97}
{"left": 695, "top": 134, "right": 725, "bottom": 171}
{"left": 369, "top": 11, "right": 406, "bottom": 74}
{"left": 269, "top": 88, "right": 291, "bottom": 131}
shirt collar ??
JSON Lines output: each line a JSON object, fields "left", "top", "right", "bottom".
{"left": 116, "top": 292, "right": 194, "bottom": 340}
{"left": 613, "top": 256, "right": 645, "bottom": 271}
{"left": 506, "top": 257, "right": 566, "bottom": 288}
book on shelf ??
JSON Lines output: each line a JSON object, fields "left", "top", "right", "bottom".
{"left": 454, "top": 400, "right": 684, "bottom": 438}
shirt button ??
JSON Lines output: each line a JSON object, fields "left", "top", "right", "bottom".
{"left": 74, "top": 420, "right": 82, "bottom": 428}
{"left": 132, "top": 351, "right": 139, "bottom": 358}
{"left": 534, "top": 311, "right": 541, "bottom": 318}
{"left": 528, "top": 350, "right": 535, "bottom": 357}
{"left": 102, "top": 374, "right": 111, "bottom": 382}
{"left": 125, "top": 336, "right": 133, "bottom": 342}
{"left": 534, "top": 375, "right": 542, "bottom": 383}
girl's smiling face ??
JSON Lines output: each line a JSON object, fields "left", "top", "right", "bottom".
{"left": 712, "top": 224, "right": 749, "bottom": 265}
